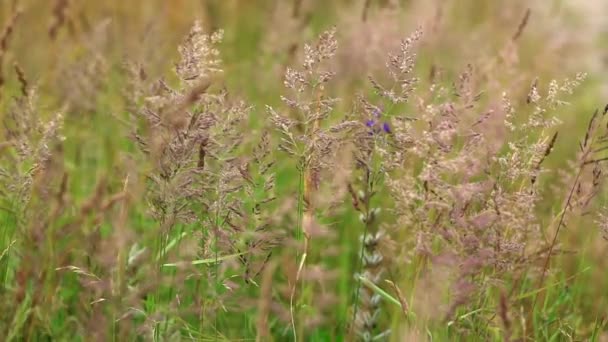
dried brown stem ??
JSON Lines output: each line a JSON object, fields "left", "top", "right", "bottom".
{"left": 49, "top": 0, "right": 70, "bottom": 39}
{"left": 512, "top": 8, "right": 531, "bottom": 41}
{"left": 533, "top": 109, "right": 603, "bottom": 311}
{"left": 0, "top": 8, "right": 21, "bottom": 98}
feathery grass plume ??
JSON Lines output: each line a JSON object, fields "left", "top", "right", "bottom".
{"left": 596, "top": 209, "right": 608, "bottom": 241}
{"left": 126, "top": 20, "right": 225, "bottom": 237}
{"left": 0, "top": 79, "right": 65, "bottom": 215}
{"left": 368, "top": 28, "right": 422, "bottom": 105}
{"left": 126, "top": 20, "right": 251, "bottom": 337}
{"left": 346, "top": 28, "right": 422, "bottom": 342}
{"left": 175, "top": 21, "right": 223, "bottom": 84}
{"left": 268, "top": 27, "right": 358, "bottom": 340}
{"left": 534, "top": 104, "right": 608, "bottom": 310}
{"left": 0, "top": 74, "right": 115, "bottom": 339}
{"left": 244, "top": 140, "right": 351, "bottom": 339}
{"left": 390, "top": 76, "right": 494, "bottom": 320}
{"left": 0, "top": 73, "right": 133, "bottom": 340}
{"left": 378, "top": 34, "right": 593, "bottom": 336}
{"left": 225, "top": 130, "right": 282, "bottom": 284}
{"left": 0, "top": 80, "right": 64, "bottom": 330}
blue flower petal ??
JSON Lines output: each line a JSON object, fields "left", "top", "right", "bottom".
{"left": 382, "top": 122, "right": 391, "bottom": 133}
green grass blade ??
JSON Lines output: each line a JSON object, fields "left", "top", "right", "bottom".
{"left": 162, "top": 251, "right": 248, "bottom": 267}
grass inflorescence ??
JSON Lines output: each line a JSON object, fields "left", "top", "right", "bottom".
{"left": 1, "top": 1, "right": 608, "bottom": 341}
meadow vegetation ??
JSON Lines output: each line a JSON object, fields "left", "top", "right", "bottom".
{"left": 0, "top": 0, "right": 608, "bottom": 340}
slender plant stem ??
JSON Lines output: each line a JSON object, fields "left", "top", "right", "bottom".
{"left": 533, "top": 165, "right": 583, "bottom": 312}
{"left": 290, "top": 161, "right": 306, "bottom": 342}
{"left": 214, "top": 188, "right": 222, "bottom": 341}
{"left": 349, "top": 167, "right": 373, "bottom": 339}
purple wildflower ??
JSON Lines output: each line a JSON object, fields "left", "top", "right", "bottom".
{"left": 382, "top": 122, "right": 391, "bottom": 133}
{"left": 366, "top": 109, "right": 391, "bottom": 135}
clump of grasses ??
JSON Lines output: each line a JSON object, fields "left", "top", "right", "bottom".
{"left": 268, "top": 27, "right": 360, "bottom": 339}
{"left": 1, "top": 2, "right": 608, "bottom": 341}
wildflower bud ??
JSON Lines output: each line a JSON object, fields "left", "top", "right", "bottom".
{"left": 364, "top": 251, "right": 383, "bottom": 266}
{"left": 358, "top": 190, "right": 366, "bottom": 202}
{"left": 367, "top": 212, "right": 375, "bottom": 224}
{"left": 370, "top": 294, "right": 382, "bottom": 307}
{"left": 359, "top": 213, "right": 367, "bottom": 223}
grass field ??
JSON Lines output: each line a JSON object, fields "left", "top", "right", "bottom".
{"left": 1, "top": 0, "right": 608, "bottom": 341}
